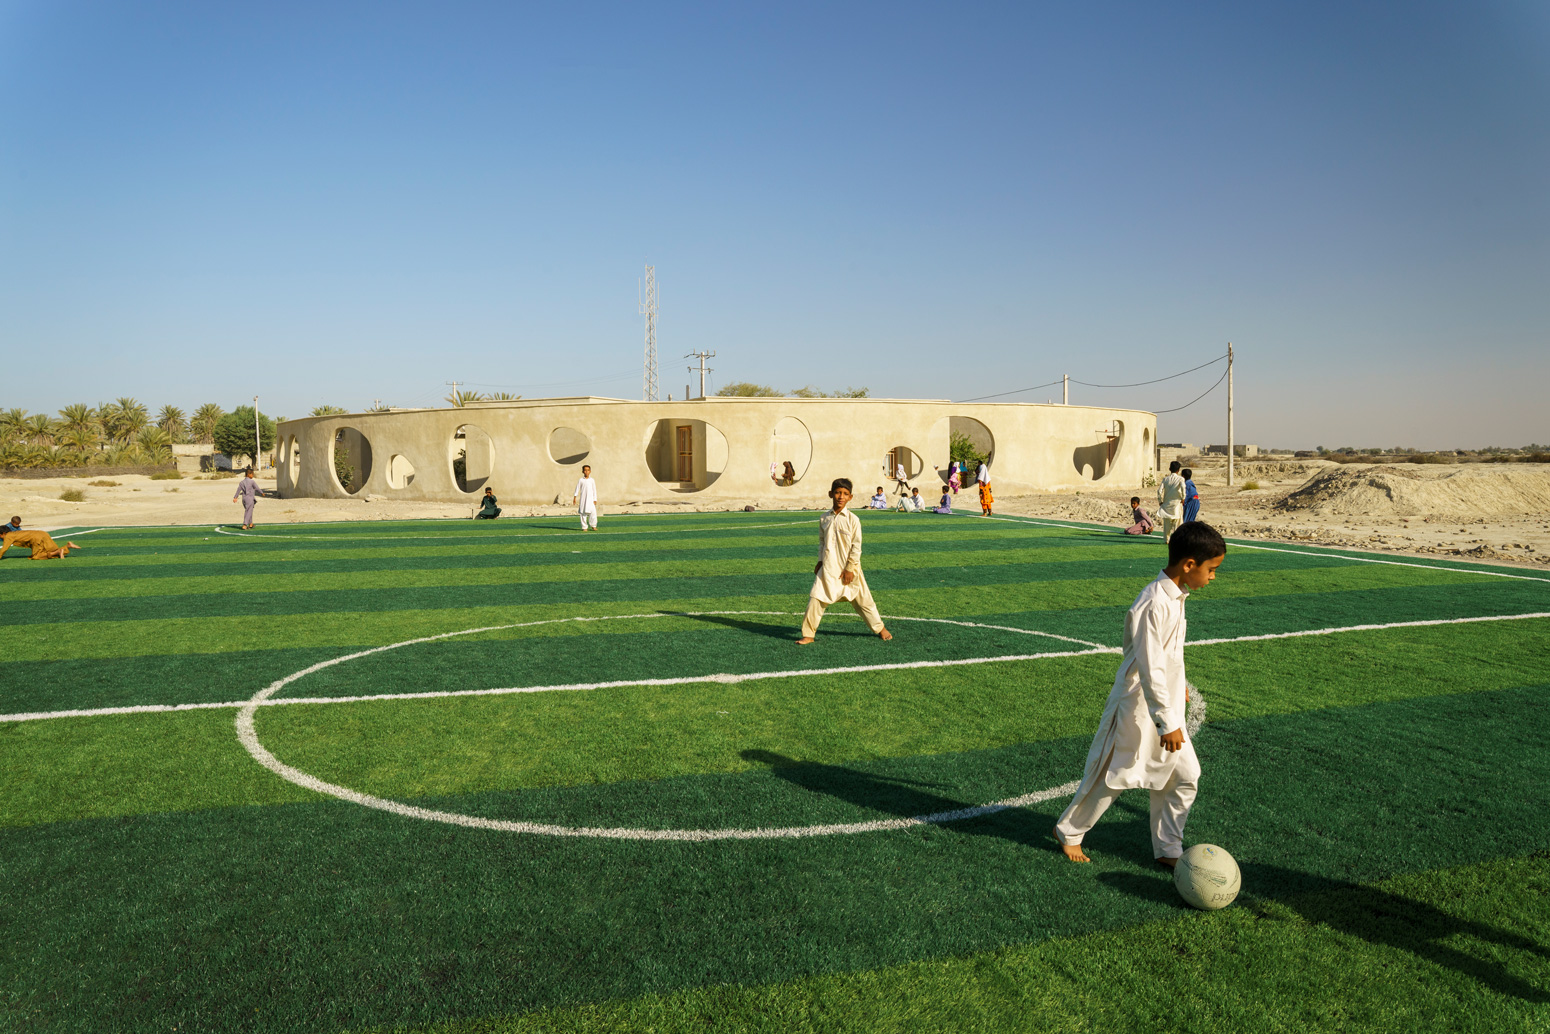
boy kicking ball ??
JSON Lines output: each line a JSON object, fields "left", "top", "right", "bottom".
{"left": 1053, "top": 521, "right": 1226, "bottom": 868}
{"left": 796, "top": 478, "right": 893, "bottom": 645}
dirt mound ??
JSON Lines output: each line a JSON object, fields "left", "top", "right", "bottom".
{"left": 1275, "top": 464, "right": 1550, "bottom": 517}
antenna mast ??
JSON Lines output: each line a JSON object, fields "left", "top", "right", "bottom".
{"left": 640, "top": 265, "right": 659, "bottom": 401}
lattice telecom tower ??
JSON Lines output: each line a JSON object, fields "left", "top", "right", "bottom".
{"left": 640, "top": 264, "right": 659, "bottom": 401}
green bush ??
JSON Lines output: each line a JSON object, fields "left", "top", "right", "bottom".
{"left": 949, "top": 431, "right": 987, "bottom": 470}
{"left": 213, "top": 406, "right": 276, "bottom": 464}
{"left": 1243, "top": 481, "right": 1261, "bottom": 490}
{"left": 87, "top": 479, "right": 120, "bottom": 487}
{"left": 149, "top": 470, "right": 183, "bottom": 480}
{"left": 59, "top": 489, "right": 85, "bottom": 502}
{"left": 334, "top": 447, "right": 356, "bottom": 492}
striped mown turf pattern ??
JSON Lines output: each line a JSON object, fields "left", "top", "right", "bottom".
{"left": 3, "top": 511, "right": 1548, "bottom": 1033}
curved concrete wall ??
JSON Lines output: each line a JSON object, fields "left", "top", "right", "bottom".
{"left": 276, "top": 397, "right": 1156, "bottom": 507}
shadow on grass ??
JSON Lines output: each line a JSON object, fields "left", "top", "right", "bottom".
{"left": 1100, "top": 859, "right": 1550, "bottom": 1002}
{"left": 740, "top": 749, "right": 1054, "bottom": 849}
{"left": 667, "top": 611, "right": 797, "bottom": 640}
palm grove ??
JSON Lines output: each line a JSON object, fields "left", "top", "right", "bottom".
{"left": 0, "top": 400, "right": 278, "bottom": 470}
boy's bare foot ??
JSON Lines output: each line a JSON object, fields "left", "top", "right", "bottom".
{"left": 66, "top": 541, "right": 81, "bottom": 549}
{"left": 878, "top": 629, "right": 892, "bottom": 641}
{"left": 795, "top": 637, "right": 814, "bottom": 645}
{"left": 1156, "top": 856, "right": 1179, "bottom": 869}
{"left": 1053, "top": 826, "right": 1090, "bottom": 862}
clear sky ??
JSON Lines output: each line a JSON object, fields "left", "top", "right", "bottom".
{"left": 2, "top": 1, "right": 1546, "bottom": 450}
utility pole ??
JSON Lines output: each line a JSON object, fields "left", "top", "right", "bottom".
{"left": 445, "top": 380, "right": 460, "bottom": 407}
{"left": 1226, "top": 343, "right": 1235, "bottom": 487}
{"left": 1063, "top": 374, "right": 1069, "bottom": 405}
{"left": 253, "top": 396, "right": 261, "bottom": 470}
{"left": 640, "top": 265, "right": 659, "bottom": 401}
{"left": 685, "top": 351, "right": 715, "bottom": 399}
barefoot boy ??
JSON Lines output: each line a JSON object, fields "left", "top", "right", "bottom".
{"left": 796, "top": 478, "right": 893, "bottom": 645}
{"left": 1054, "top": 521, "right": 1226, "bottom": 867}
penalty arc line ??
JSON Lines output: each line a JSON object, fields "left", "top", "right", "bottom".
{"left": 5, "top": 610, "right": 1548, "bottom": 725}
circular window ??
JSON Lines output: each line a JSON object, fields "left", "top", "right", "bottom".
{"left": 450, "top": 424, "right": 494, "bottom": 493}
{"left": 388, "top": 454, "right": 417, "bottom": 490}
{"left": 769, "top": 416, "right": 812, "bottom": 486}
{"left": 644, "top": 418, "right": 727, "bottom": 491}
{"left": 332, "top": 427, "right": 373, "bottom": 495}
{"left": 548, "top": 427, "right": 591, "bottom": 465}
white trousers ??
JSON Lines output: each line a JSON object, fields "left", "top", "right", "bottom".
{"left": 1054, "top": 742, "right": 1200, "bottom": 858}
{"left": 801, "top": 589, "right": 885, "bottom": 638}
{"left": 579, "top": 510, "right": 597, "bottom": 530}
{"left": 1161, "top": 515, "right": 1182, "bottom": 542}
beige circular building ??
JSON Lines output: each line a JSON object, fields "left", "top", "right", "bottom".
{"left": 276, "top": 397, "right": 1155, "bottom": 507}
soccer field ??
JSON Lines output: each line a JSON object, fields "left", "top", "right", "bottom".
{"left": 4, "top": 511, "right": 1549, "bottom": 1033}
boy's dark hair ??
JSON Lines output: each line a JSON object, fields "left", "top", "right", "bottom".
{"left": 1168, "top": 521, "right": 1227, "bottom": 566}
{"left": 244, "top": 467, "right": 253, "bottom": 475}
{"left": 8, "top": 516, "right": 19, "bottom": 524}
{"left": 830, "top": 478, "right": 853, "bottom": 494}
{"left": 876, "top": 486, "right": 884, "bottom": 492}
{"left": 484, "top": 487, "right": 493, "bottom": 494}
{"left": 1130, "top": 496, "right": 1140, "bottom": 505}
{"left": 1169, "top": 460, "right": 1181, "bottom": 473}
{"left": 1182, "top": 467, "right": 1193, "bottom": 479}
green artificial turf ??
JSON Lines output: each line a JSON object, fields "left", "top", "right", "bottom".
{"left": 2, "top": 513, "right": 1548, "bottom": 1033}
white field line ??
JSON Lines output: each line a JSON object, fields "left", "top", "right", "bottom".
{"left": 8, "top": 609, "right": 1549, "bottom": 725}
{"left": 1, "top": 612, "right": 1103, "bottom": 723}
{"left": 209, "top": 518, "right": 818, "bottom": 542}
{"left": 962, "top": 511, "right": 1550, "bottom": 584}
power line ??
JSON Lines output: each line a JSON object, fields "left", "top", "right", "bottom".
{"left": 1152, "top": 366, "right": 1229, "bottom": 413}
{"left": 957, "top": 379, "right": 1065, "bottom": 403}
{"left": 1070, "top": 354, "right": 1227, "bottom": 389}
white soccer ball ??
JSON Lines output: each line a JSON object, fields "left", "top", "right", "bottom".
{"left": 1173, "top": 843, "right": 1241, "bottom": 910}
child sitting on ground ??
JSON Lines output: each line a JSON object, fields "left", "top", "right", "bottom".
{"left": 1124, "top": 496, "right": 1154, "bottom": 535}
{"left": 933, "top": 488, "right": 953, "bottom": 514}
{"left": 1054, "top": 522, "right": 1226, "bottom": 867}
{"left": 907, "top": 487, "right": 926, "bottom": 511}
{"left": 870, "top": 487, "right": 889, "bottom": 509}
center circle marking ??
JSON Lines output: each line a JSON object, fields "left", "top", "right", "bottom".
{"left": 235, "top": 612, "right": 1102, "bottom": 840}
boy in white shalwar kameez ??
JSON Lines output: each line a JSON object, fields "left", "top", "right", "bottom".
{"left": 1054, "top": 521, "right": 1226, "bottom": 867}
{"left": 796, "top": 478, "right": 893, "bottom": 645}
{"left": 573, "top": 465, "right": 599, "bottom": 530}
{"left": 1156, "top": 461, "right": 1187, "bottom": 542}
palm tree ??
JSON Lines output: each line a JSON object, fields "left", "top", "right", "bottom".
{"left": 157, "top": 405, "right": 187, "bottom": 442}
{"left": 486, "top": 392, "right": 522, "bottom": 401}
{"left": 97, "top": 400, "right": 124, "bottom": 441}
{"left": 310, "top": 405, "right": 348, "bottom": 416}
{"left": 57, "top": 403, "right": 99, "bottom": 446}
{"left": 58, "top": 425, "right": 98, "bottom": 454}
{"left": 445, "top": 388, "right": 486, "bottom": 407}
{"left": 191, "top": 403, "right": 224, "bottom": 444}
{"left": 0, "top": 408, "right": 30, "bottom": 443}
{"left": 115, "top": 397, "right": 149, "bottom": 440}
{"left": 25, "top": 413, "right": 57, "bottom": 446}
{"left": 138, "top": 426, "right": 172, "bottom": 451}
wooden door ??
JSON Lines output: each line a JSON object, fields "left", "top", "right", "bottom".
{"left": 676, "top": 425, "right": 694, "bottom": 482}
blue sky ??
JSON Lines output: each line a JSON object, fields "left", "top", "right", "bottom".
{"left": 1, "top": 1, "right": 1545, "bottom": 449}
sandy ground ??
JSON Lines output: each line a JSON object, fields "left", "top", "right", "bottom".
{"left": 992, "top": 461, "right": 1550, "bottom": 569}
{"left": 7, "top": 462, "right": 1550, "bottom": 570}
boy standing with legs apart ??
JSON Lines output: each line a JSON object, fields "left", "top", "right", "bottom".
{"left": 796, "top": 479, "right": 893, "bottom": 645}
{"left": 573, "top": 464, "right": 599, "bottom": 530}
{"left": 1054, "top": 522, "right": 1226, "bottom": 867}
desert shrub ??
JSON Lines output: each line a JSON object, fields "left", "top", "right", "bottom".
{"left": 59, "top": 488, "right": 85, "bottom": 502}
{"left": 335, "top": 447, "right": 356, "bottom": 491}
{"left": 149, "top": 470, "right": 183, "bottom": 480}
{"left": 88, "top": 479, "right": 120, "bottom": 487}
{"left": 1527, "top": 453, "right": 1550, "bottom": 463}
{"left": 1407, "top": 453, "right": 1448, "bottom": 464}
{"left": 1242, "top": 481, "right": 1260, "bottom": 490}
{"left": 163, "top": 487, "right": 179, "bottom": 492}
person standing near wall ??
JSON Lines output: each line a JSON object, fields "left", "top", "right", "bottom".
{"left": 1181, "top": 468, "right": 1201, "bottom": 524}
{"left": 573, "top": 464, "right": 599, "bottom": 531}
{"left": 233, "top": 467, "right": 264, "bottom": 529}
{"left": 1157, "top": 461, "right": 1187, "bottom": 541}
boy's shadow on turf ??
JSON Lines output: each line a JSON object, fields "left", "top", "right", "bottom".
{"left": 740, "top": 750, "right": 1055, "bottom": 849}
{"left": 668, "top": 611, "right": 795, "bottom": 640}
{"left": 1099, "top": 857, "right": 1550, "bottom": 1002}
